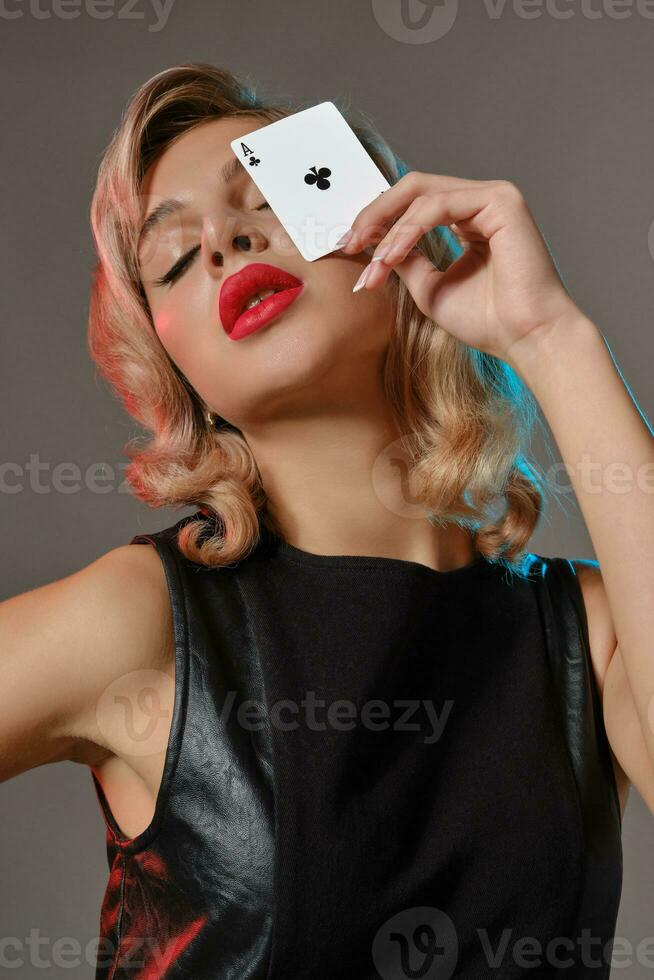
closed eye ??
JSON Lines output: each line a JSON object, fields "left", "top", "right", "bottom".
{"left": 153, "top": 201, "right": 272, "bottom": 288}
{"left": 154, "top": 245, "right": 201, "bottom": 287}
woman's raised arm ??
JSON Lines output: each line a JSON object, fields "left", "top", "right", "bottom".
{"left": 0, "top": 544, "right": 173, "bottom": 783}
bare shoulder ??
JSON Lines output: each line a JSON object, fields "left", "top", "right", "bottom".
{"left": 62, "top": 542, "right": 175, "bottom": 757}
{"left": 571, "top": 560, "right": 654, "bottom": 818}
{"left": 66, "top": 541, "right": 173, "bottom": 675}
{"left": 0, "top": 540, "right": 174, "bottom": 780}
{"left": 93, "top": 540, "right": 171, "bottom": 627}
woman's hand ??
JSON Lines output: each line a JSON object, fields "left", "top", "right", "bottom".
{"left": 338, "top": 171, "right": 583, "bottom": 367}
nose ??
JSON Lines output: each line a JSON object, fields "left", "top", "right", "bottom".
{"left": 201, "top": 211, "right": 269, "bottom": 275}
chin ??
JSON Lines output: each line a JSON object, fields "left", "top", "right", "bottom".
{"left": 218, "top": 328, "right": 367, "bottom": 426}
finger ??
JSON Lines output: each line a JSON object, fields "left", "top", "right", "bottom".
{"left": 376, "top": 249, "right": 447, "bottom": 313}
{"left": 368, "top": 187, "right": 494, "bottom": 268}
{"left": 339, "top": 172, "right": 494, "bottom": 254}
{"left": 449, "top": 219, "right": 487, "bottom": 244}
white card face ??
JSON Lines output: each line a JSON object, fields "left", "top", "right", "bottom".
{"left": 230, "top": 101, "right": 391, "bottom": 262}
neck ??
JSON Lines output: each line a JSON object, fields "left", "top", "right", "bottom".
{"left": 242, "top": 395, "right": 476, "bottom": 574}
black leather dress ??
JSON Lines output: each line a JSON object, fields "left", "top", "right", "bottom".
{"left": 91, "top": 511, "right": 622, "bottom": 978}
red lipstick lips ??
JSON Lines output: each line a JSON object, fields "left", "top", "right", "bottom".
{"left": 219, "top": 262, "right": 304, "bottom": 341}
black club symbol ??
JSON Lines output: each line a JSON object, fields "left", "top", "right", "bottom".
{"left": 304, "top": 166, "right": 331, "bottom": 190}
{"left": 248, "top": 156, "right": 260, "bottom": 167}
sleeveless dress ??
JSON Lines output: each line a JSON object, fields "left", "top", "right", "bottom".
{"left": 90, "top": 511, "right": 623, "bottom": 979}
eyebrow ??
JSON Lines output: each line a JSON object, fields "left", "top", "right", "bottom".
{"left": 137, "top": 156, "right": 246, "bottom": 251}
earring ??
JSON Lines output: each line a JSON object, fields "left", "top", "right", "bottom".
{"left": 207, "top": 409, "right": 239, "bottom": 433}
{"left": 207, "top": 410, "right": 233, "bottom": 431}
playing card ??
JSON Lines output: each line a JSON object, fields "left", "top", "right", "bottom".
{"left": 230, "top": 101, "right": 391, "bottom": 262}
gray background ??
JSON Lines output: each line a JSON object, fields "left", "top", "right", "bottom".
{"left": 1, "top": 0, "right": 653, "bottom": 976}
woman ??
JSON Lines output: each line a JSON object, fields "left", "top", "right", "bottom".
{"left": 2, "top": 62, "right": 653, "bottom": 978}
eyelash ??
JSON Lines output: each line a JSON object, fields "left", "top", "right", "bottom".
{"left": 154, "top": 202, "right": 272, "bottom": 287}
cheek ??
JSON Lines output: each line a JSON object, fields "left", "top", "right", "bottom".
{"left": 153, "top": 279, "right": 218, "bottom": 360}
{"left": 152, "top": 273, "right": 214, "bottom": 356}
{"left": 332, "top": 267, "right": 396, "bottom": 353}
{"left": 153, "top": 305, "right": 218, "bottom": 391}
{"left": 325, "top": 257, "right": 395, "bottom": 320}
{"left": 152, "top": 298, "right": 243, "bottom": 415}
{"left": 153, "top": 307, "right": 183, "bottom": 357}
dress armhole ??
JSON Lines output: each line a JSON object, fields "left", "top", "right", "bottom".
{"left": 90, "top": 532, "right": 191, "bottom": 854}
{"left": 542, "top": 555, "right": 623, "bottom": 830}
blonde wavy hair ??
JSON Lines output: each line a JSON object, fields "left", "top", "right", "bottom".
{"left": 88, "top": 62, "right": 551, "bottom": 572}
